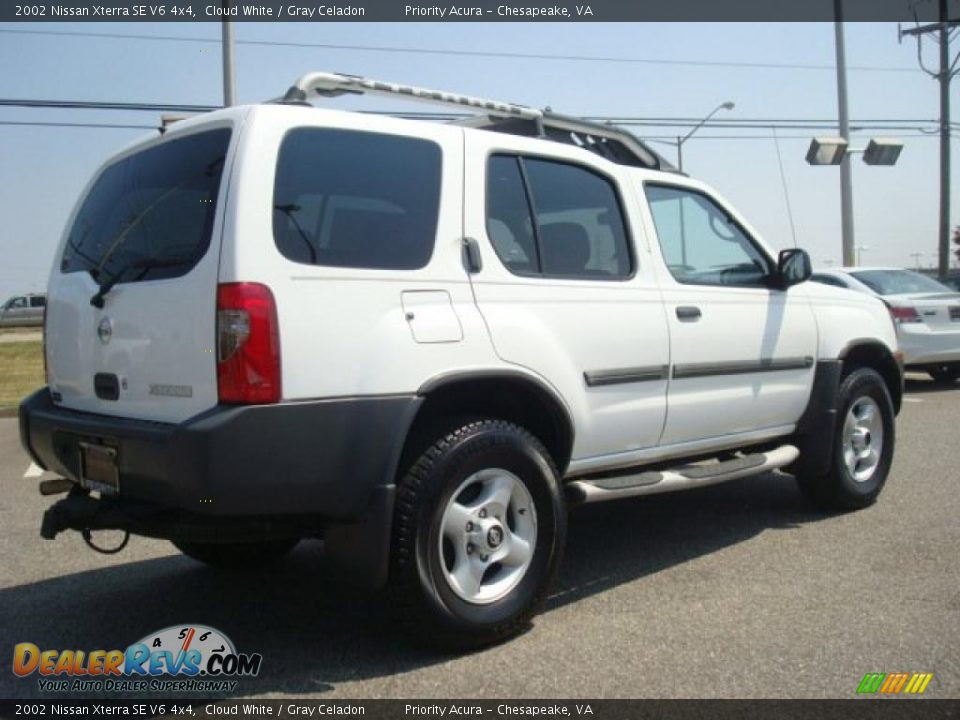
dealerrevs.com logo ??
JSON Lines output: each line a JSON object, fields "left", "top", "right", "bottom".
{"left": 13, "top": 624, "right": 262, "bottom": 693}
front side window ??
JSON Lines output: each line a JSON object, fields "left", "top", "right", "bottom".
{"left": 273, "top": 128, "right": 442, "bottom": 270}
{"left": 7, "top": 297, "right": 27, "bottom": 309}
{"left": 61, "top": 129, "right": 231, "bottom": 284}
{"left": 485, "top": 154, "right": 632, "bottom": 279}
{"left": 645, "top": 184, "right": 771, "bottom": 287}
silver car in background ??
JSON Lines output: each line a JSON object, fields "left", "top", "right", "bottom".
{"left": 0, "top": 293, "right": 46, "bottom": 327}
{"left": 811, "top": 268, "right": 960, "bottom": 382}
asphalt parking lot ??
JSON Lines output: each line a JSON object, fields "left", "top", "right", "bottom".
{"left": 1, "top": 376, "right": 958, "bottom": 700}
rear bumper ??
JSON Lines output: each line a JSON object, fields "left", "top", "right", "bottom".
{"left": 20, "top": 387, "right": 419, "bottom": 518}
{"left": 20, "top": 389, "right": 420, "bottom": 520}
{"left": 898, "top": 326, "right": 960, "bottom": 366}
{"left": 19, "top": 388, "right": 422, "bottom": 586}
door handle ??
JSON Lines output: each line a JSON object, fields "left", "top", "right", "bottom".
{"left": 676, "top": 306, "right": 701, "bottom": 322}
{"left": 462, "top": 237, "right": 483, "bottom": 274}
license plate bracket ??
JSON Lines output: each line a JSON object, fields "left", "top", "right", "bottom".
{"left": 78, "top": 442, "right": 119, "bottom": 496}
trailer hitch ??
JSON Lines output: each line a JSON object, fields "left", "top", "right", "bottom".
{"left": 40, "top": 488, "right": 132, "bottom": 540}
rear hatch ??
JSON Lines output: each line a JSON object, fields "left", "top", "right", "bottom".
{"left": 45, "top": 124, "right": 235, "bottom": 423}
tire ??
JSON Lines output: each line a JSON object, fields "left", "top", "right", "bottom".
{"left": 173, "top": 538, "right": 299, "bottom": 569}
{"left": 796, "top": 367, "right": 895, "bottom": 512}
{"left": 927, "top": 363, "right": 960, "bottom": 383}
{"left": 390, "top": 419, "right": 566, "bottom": 649}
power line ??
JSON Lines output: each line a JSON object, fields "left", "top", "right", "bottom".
{"left": 0, "top": 117, "right": 947, "bottom": 140}
{"left": 0, "top": 99, "right": 218, "bottom": 113}
{"left": 0, "top": 120, "right": 154, "bottom": 130}
{"left": 0, "top": 27, "right": 924, "bottom": 74}
{"left": 0, "top": 98, "right": 942, "bottom": 132}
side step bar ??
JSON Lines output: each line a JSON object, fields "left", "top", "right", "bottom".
{"left": 566, "top": 444, "right": 799, "bottom": 505}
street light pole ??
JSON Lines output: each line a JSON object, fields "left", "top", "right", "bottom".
{"left": 675, "top": 101, "right": 735, "bottom": 171}
{"left": 221, "top": 0, "right": 237, "bottom": 107}
{"left": 834, "top": 0, "right": 856, "bottom": 267}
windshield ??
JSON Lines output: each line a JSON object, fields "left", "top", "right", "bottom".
{"left": 850, "top": 269, "right": 953, "bottom": 296}
{"left": 61, "top": 129, "right": 231, "bottom": 284}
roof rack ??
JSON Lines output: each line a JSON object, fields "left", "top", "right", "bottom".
{"left": 279, "top": 71, "right": 669, "bottom": 170}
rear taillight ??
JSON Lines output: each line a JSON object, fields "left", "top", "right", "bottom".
{"left": 216, "top": 283, "right": 281, "bottom": 404}
{"left": 889, "top": 306, "right": 922, "bottom": 325}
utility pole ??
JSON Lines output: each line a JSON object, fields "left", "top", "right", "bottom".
{"left": 834, "top": 0, "right": 856, "bottom": 267}
{"left": 221, "top": 0, "right": 237, "bottom": 107}
{"left": 900, "top": 0, "right": 960, "bottom": 279}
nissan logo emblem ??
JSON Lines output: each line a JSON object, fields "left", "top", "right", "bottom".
{"left": 97, "top": 317, "right": 113, "bottom": 345}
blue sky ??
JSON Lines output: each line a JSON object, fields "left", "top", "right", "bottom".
{"left": 0, "top": 21, "right": 956, "bottom": 301}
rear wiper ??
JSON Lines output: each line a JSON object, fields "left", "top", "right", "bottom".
{"left": 90, "top": 255, "right": 195, "bottom": 308}
{"left": 274, "top": 203, "right": 317, "bottom": 263}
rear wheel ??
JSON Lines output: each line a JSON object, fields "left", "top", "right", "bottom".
{"left": 390, "top": 419, "right": 565, "bottom": 649}
{"left": 927, "top": 363, "right": 960, "bottom": 383}
{"left": 173, "top": 539, "right": 299, "bottom": 569}
{"left": 796, "top": 367, "right": 895, "bottom": 511}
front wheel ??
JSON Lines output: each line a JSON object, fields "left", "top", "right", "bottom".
{"left": 390, "top": 420, "right": 566, "bottom": 648}
{"left": 796, "top": 367, "right": 895, "bottom": 511}
{"left": 927, "top": 363, "right": 960, "bottom": 383}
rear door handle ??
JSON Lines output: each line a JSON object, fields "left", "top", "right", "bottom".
{"left": 676, "top": 306, "right": 701, "bottom": 321}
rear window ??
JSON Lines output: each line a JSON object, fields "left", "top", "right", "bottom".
{"left": 273, "top": 128, "right": 442, "bottom": 270}
{"left": 849, "top": 270, "right": 952, "bottom": 296}
{"left": 61, "top": 129, "right": 231, "bottom": 283}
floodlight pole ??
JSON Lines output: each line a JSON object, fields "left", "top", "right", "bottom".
{"left": 834, "top": 0, "right": 856, "bottom": 267}
{"left": 221, "top": 0, "right": 237, "bottom": 107}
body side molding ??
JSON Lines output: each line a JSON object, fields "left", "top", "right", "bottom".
{"left": 584, "top": 365, "right": 669, "bottom": 387}
{"left": 673, "top": 356, "right": 814, "bottom": 380}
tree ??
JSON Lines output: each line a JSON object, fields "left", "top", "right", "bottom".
{"left": 954, "top": 225, "right": 960, "bottom": 264}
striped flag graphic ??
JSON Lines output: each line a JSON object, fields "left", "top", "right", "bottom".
{"left": 857, "top": 672, "right": 933, "bottom": 695}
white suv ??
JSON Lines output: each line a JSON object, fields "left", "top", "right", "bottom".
{"left": 20, "top": 72, "right": 903, "bottom": 647}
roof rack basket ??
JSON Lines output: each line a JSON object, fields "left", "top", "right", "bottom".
{"left": 279, "top": 71, "right": 669, "bottom": 170}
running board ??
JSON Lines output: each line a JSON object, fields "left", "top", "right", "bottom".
{"left": 566, "top": 445, "right": 799, "bottom": 505}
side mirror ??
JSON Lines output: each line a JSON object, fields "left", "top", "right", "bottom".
{"left": 774, "top": 248, "right": 812, "bottom": 289}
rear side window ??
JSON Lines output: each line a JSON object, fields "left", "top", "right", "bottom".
{"left": 61, "top": 129, "right": 231, "bottom": 283}
{"left": 485, "top": 154, "right": 632, "bottom": 279}
{"left": 273, "top": 128, "right": 442, "bottom": 270}
{"left": 29, "top": 296, "right": 46, "bottom": 307}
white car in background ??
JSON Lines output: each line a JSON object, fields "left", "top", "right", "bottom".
{"left": 811, "top": 267, "right": 960, "bottom": 382}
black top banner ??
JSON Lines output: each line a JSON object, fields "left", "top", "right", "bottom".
{"left": 1, "top": 0, "right": 957, "bottom": 23}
